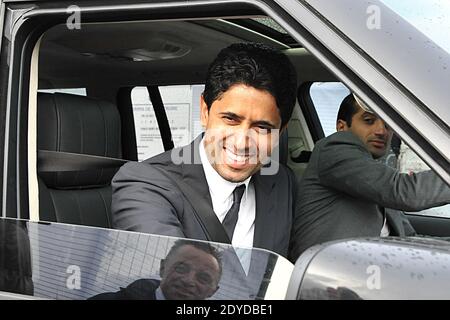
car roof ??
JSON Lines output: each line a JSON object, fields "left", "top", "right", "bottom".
{"left": 38, "top": 18, "right": 334, "bottom": 89}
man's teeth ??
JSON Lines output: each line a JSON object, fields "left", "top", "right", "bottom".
{"left": 226, "top": 149, "right": 249, "bottom": 162}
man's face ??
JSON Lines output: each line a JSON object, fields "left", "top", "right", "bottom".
{"left": 160, "top": 245, "right": 221, "bottom": 300}
{"left": 200, "top": 84, "right": 282, "bottom": 182}
{"left": 337, "top": 106, "right": 393, "bottom": 159}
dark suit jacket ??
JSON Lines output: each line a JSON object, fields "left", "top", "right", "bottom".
{"left": 290, "top": 131, "right": 450, "bottom": 260}
{"left": 89, "top": 279, "right": 159, "bottom": 300}
{"left": 112, "top": 135, "right": 297, "bottom": 258}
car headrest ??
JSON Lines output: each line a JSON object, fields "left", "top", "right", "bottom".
{"left": 37, "top": 92, "right": 122, "bottom": 189}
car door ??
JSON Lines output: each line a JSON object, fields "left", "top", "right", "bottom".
{"left": 1, "top": 0, "right": 449, "bottom": 301}
{"left": 1, "top": 0, "right": 448, "bottom": 255}
{"left": 0, "top": 217, "right": 294, "bottom": 300}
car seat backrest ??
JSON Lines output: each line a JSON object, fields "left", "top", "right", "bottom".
{"left": 37, "top": 92, "right": 122, "bottom": 228}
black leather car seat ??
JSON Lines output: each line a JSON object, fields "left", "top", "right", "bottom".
{"left": 37, "top": 92, "right": 122, "bottom": 228}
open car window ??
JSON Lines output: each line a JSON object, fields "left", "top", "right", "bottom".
{"left": 0, "top": 218, "right": 293, "bottom": 300}
{"left": 308, "top": 82, "right": 450, "bottom": 219}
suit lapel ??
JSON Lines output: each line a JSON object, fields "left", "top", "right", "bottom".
{"left": 175, "top": 135, "right": 231, "bottom": 242}
{"left": 179, "top": 135, "right": 214, "bottom": 206}
{"left": 252, "top": 172, "right": 276, "bottom": 250}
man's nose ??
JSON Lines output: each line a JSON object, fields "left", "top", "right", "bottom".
{"left": 180, "top": 271, "right": 197, "bottom": 287}
{"left": 374, "top": 119, "right": 389, "bottom": 136}
{"left": 231, "top": 129, "right": 251, "bottom": 151}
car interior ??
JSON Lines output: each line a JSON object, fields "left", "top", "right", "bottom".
{"left": 33, "top": 17, "right": 325, "bottom": 227}
{"left": 27, "top": 13, "right": 450, "bottom": 239}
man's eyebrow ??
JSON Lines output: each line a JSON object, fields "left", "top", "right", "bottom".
{"left": 361, "top": 112, "right": 377, "bottom": 118}
{"left": 218, "top": 112, "right": 244, "bottom": 121}
{"left": 219, "top": 112, "right": 277, "bottom": 128}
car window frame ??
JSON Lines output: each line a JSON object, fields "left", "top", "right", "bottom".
{"left": 297, "top": 82, "right": 325, "bottom": 143}
{"left": 0, "top": 0, "right": 294, "bottom": 221}
{"left": 3, "top": 0, "right": 448, "bottom": 224}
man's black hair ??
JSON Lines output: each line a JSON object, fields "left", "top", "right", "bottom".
{"left": 165, "top": 239, "right": 223, "bottom": 277}
{"left": 203, "top": 42, "right": 297, "bottom": 128}
{"left": 337, "top": 94, "right": 360, "bottom": 127}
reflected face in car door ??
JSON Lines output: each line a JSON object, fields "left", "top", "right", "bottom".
{"left": 159, "top": 245, "right": 221, "bottom": 300}
{"left": 200, "top": 84, "right": 282, "bottom": 183}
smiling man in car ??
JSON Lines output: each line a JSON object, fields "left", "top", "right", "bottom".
{"left": 290, "top": 93, "right": 450, "bottom": 260}
{"left": 111, "top": 43, "right": 298, "bottom": 258}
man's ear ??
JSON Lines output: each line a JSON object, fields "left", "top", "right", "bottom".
{"left": 207, "top": 286, "right": 220, "bottom": 298}
{"left": 336, "top": 119, "right": 349, "bottom": 132}
{"left": 200, "top": 95, "right": 209, "bottom": 129}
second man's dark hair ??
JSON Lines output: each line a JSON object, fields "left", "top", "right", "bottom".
{"left": 203, "top": 43, "right": 297, "bottom": 128}
{"left": 337, "top": 94, "right": 360, "bottom": 127}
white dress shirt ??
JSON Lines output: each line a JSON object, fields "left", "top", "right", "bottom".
{"left": 380, "top": 213, "right": 390, "bottom": 237}
{"left": 199, "top": 137, "right": 256, "bottom": 249}
{"left": 155, "top": 286, "right": 166, "bottom": 300}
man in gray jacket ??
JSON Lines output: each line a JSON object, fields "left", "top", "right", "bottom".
{"left": 290, "top": 94, "right": 450, "bottom": 260}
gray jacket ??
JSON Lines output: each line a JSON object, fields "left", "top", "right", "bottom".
{"left": 112, "top": 135, "right": 297, "bottom": 258}
{"left": 290, "top": 131, "right": 450, "bottom": 260}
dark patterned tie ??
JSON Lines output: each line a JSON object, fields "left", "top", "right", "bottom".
{"left": 222, "top": 185, "right": 246, "bottom": 240}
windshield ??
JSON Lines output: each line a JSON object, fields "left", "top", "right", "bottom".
{"left": 0, "top": 218, "right": 293, "bottom": 300}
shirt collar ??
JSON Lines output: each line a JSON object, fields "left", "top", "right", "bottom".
{"left": 199, "top": 136, "right": 251, "bottom": 202}
{"left": 155, "top": 286, "right": 166, "bottom": 300}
